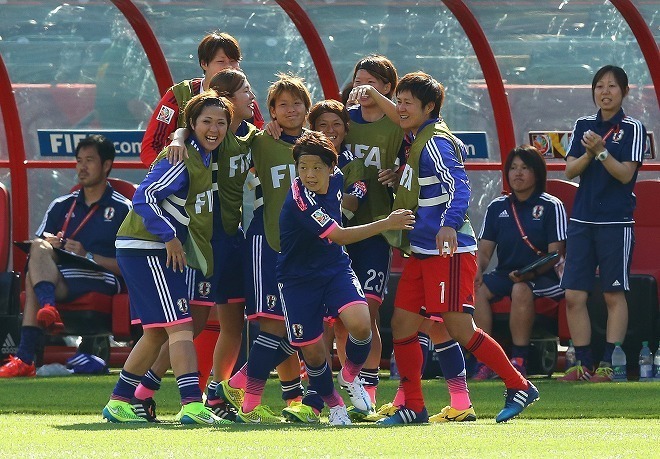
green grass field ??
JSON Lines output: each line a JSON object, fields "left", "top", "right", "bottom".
{"left": 1, "top": 373, "right": 658, "bottom": 458}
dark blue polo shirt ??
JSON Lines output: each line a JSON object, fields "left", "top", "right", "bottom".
{"left": 479, "top": 192, "right": 567, "bottom": 273}
{"left": 567, "top": 108, "right": 646, "bottom": 224}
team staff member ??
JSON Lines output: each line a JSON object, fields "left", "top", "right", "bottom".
{"left": 140, "top": 31, "right": 263, "bottom": 167}
{"left": 0, "top": 135, "right": 131, "bottom": 378}
{"left": 559, "top": 65, "right": 646, "bottom": 382}
{"left": 474, "top": 146, "right": 567, "bottom": 379}
{"left": 278, "top": 131, "right": 414, "bottom": 425}
{"left": 102, "top": 92, "right": 233, "bottom": 426}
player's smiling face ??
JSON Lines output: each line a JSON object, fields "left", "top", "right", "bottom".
{"left": 353, "top": 69, "right": 391, "bottom": 108}
{"left": 396, "top": 90, "right": 432, "bottom": 135}
{"left": 190, "top": 105, "right": 228, "bottom": 153}
{"left": 313, "top": 112, "right": 346, "bottom": 151}
{"left": 297, "top": 154, "right": 331, "bottom": 194}
{"left": 231, "top": 79, "right": 255, "bottom": 122}
{"left": 594, "top": 71, "right": 625, "bottom": 118}
{"left": 270, "top": 91, "right": 307, "bottom": 136}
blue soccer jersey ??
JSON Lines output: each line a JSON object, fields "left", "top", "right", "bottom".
{"left": 277, "top": 169, "right": 350, "bottom": 281}
{"left": 567, "top": 108, "right": 646, "bottom": 224}
{"left": 478, "top": 192, "right": 567, "bottom": 273}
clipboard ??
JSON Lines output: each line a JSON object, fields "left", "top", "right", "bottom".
{"left": 13, "top": 241, "right": 110, "bottom": 273}
{"left": 516, "top": 251, "right": 560, "bottom": 275}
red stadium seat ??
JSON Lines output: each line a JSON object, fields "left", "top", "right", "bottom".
{"left": 545, "top": 179, "right": 578, "bottom": 218}
{"left": 0, "top": 182, "right": 10, "bottom": 272}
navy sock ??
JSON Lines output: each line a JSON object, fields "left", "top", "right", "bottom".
{"left": 358, "top": 367, "right": 379, "bottom": 387}
{"left": 206, "top": 381, "right": 221, "bottom": 402}
{"left": 33, "top": 281, "right": 56, "bottom": 308}
{"left": 302, "top": 386, "right": 325, "bottom": 412}
{"left": 305, "top": 361, "right": 335, "bottom": 398}
{"left": 280, "top": 376, "right": 304, "bottom": 401}
{"left": 16, "top": 326, "right": 42, "bottom": 365}
{"left": 511, "top": 345, "right": 530, "bottom": 362}
{"left": 273, "top": 337, "right": 297, "bottom": 367}
{"left": 140, "top": 369, "right": 162, "bottom": 391}
{"left": 177, "top": 372, "right": 202, "bottom": 405}
{"left": 601, "top": 342, "right": 616, "bottom": 365}
{"left": 247, "top": 332, "right": 284, "bottom": 381}
{"left": 419, "top": 332, "right": 431, "bottom": 375}
{"left": 345, "top": 332, "right": 372, "bottom": 368}
{"left": 434, "top": 339, "right": 466, "bottom": 379}
{"left": 111, "top": 369, "right": 142, "bottom": 401}
{"left": 575, "top": 345, "right": 594, "bottom": 370}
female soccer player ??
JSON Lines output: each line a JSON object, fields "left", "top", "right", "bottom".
{"left": 102, "top": 91, "right": 233, "bottom": 426}
{"left": 278, "top": 131, "right": 414, "bottom": 425}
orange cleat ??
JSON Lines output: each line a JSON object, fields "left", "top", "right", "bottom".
{"left": 0, "top": 355, "right": 36, "bottom": 378}
{"left": 36, "top": 304, "right": 64, "bottom": 333}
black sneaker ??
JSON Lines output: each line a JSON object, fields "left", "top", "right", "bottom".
{"left": 205, "top": 400, "right": 237, "bottom": 422}
{"left": 130, "top": 397, "right": 159, "bottom": 422}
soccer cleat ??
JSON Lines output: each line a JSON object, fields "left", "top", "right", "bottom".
{"left": 217, "top": 379, "right": 245, "bottom": 411}
{"left": 337, "top": 369, "right": 372, "bottom": 413}
{"left": 472, "top": 363, "right": 497, "bottom": 380}
{"left": 495, "top": 380, "right": 539, "bottom": 423}
{"left": 347, "top": 405, "right": 374, "bottom": 422}
{"left": 328, "top": 405, "right": 352, "bottom": 426}
{"left": 130, "top": 397, "right": 159, "bottom": 422}
{"left": 205, "top": 400, "right": 237, "bottom": 422}
{"left": 377, "top": 406, "right": 429, "bottom": 425}
{"left": 102, "top": 399, "right": 147, "bottom": 423}
{"left": 36, "top": 304, "right": 64, "bottom": 333}
{"left": 236, "top": 404, "right": 282, "bottom": 424}
{"left": 558, "top": 362, "right": 593, "bottom": 382}
{"left": 363, "top": 402, "right": 400, "bottom": 422}
{"left": 281, "top": 401, "right": 320, "bottom": 424}
{"left": 175, "top": 401, "right": 232, "bottom": 426}
{"left": 429, "top": 405, "right": 477, "bottom": 423}
{"left": 590, "top": 365, "right": 613, "bottom": 383}
{"left": 0, "top": 355, "right": 36, "bottom": 378}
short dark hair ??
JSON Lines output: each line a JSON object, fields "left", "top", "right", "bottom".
{"left": 209, "top": 68, "right": 247, "bottom": 98}
{"left": 396, "top": 72, "right": 445, "bottom": 118}
{"left": 504, "top": 145, "right": 547, "bottom": 195}
{"left": 267, "top": 73, "right": 312, "bottom": 115}
{"left": 591, "top": 65, "right": 629, "bottom": 105}
{"left": 197, "top": 31, "right": 241, "bottom": 70}
{"left": 76, "top": 134, "right": 115, "bottom": 174}
{"left": 184, "top": 90, "right": 234, "bottom": 131}
{"left": 308, "top": 99, "right": 349, "bottom": 134}
{"left": 293, "top": 131, "right": 338, "bottom": 168}
{"left": 352, "top": 54, "right": 398, "bottom": 98}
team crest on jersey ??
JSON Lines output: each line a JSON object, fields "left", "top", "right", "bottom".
{"left": 266, "top": 294, "right": 278, "bottom": 311}
{"left": 197, "top": 281, "right": 211, "bottom": 298}
{"left": 311, "top": 209, "right": 331, "bottom": 227}
{"left": 104, "top": 207, "right": 115, "bottom": 221}
{"left": 612, "top": 129, "right": 624, "bottom": 143}
{"left": 156, "top": 105, "right": 175, "bottom": 124}
{"left": 532, "top": 205, "right": 544, "bottom": 220}
{"left": 292, "top": 323, "right": 304, "bottom": 339}
{"left": 177, "top": 298, "right": 189, "bottom": 314}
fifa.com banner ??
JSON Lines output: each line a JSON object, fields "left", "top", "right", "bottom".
{"left": 529, "top": 130, "right": 655, "bottom": 160}
{"left": 38, "top": 130, "right": 144, "bottom": 157}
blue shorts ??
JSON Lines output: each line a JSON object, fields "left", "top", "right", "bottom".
{"left": 345, "top": 235, "right": 391, "bottom": 304}
{"left": 279, "top": 266, "right": 366, "bottom": 346}
{"left": 118, "top": 252, "right": 193, "bottom": 328}
{"left": 561, "top": 221, "right": 634, "bottom": 292}
{"left": 58, "top": 264, "right": 121, "bottom": 302}
{"left": 244, "top": 214, "right": 282, "bottom": 321}
{"left": 483, "top": 270, "right": 564, "bottom": 301}
{"left": 184, "top": 227, "right": 246, "bottom": 306}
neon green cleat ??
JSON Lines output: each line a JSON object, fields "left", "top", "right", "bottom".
{"left": 102, "top": 399, "right": 147, "bottom": 423}
{"left": 429, "top": 405, "right": 477, "bottom": 422}
{"left": 347, "top": 405, "right": 374, "bottom": 422}
{"left": 175, "top": 401, "right": 232, "bottom": 426}
{"left": 281, "top": 401, "right": 320, "bottom": 424}
{"left": 218, "top": 379, "right": 245, "bottom": 411}
{"left": 237, "top": 404, "right": 282, "bottom": 424}
{"left": 591, "top": 365, "right": 614, "bottom": 383}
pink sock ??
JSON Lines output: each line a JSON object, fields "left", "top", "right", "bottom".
{"left": 365, "top": 385, "right": 377, "bottom": 404}
{"left": 134, "top": 384, "right": 155, "bottom": 401}
{"left": 446, "top": 376, "right": 471, "bottom": 410}
{"left": 320, "top": 389, "right": 345, "bottom": 408}
{"left": 392, "top": 384, "right": 405, "bottom": 407}
{"left": 242, "top": 377, "right": 266, "bottom": 413}
{"left": 229, "top": 363, "right": 248, "bottom": 389}
{"left": 341, "top": 359, "right": 361, "bottom": 382}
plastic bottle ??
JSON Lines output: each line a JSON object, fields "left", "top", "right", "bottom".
{"left": 638, "top": 341, "right": 653, "bottom": 382}
{"left": 565, "top": 340, "right": 576, "bottom": 370}
{"left": 653, "top": 346, "right": 660, "bottom": 381}
{"left": 611, "top": 342, "right": 627, "bottom": 381}
{"left": 390, "top": 351, "right": 400, "bottom": 380}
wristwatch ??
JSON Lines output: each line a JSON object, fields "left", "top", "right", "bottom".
{"left": 85, "top": 252, "right": 94, "bottom": 261}
{"left": 596, "top": 150, "right": 609, "bottom": 161}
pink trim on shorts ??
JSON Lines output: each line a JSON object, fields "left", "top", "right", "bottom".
{"left": 247, "top": 312, "right": 285, "bottom": 321}
{"left": 338, "top": 300, "right": 367, "bottom": 314}
{"left": 320, "top": 222, "right": 338, "bottom": 239}
{"left": 190, "top": 300, "right": 215, "bottom": 307}
{"left": 365, "top": 293, "right": 384, "bottom": 304}
{"left": 131, "top": 319, "right": 142, "bottom": 325}
{"left": 289, "top": 333, "right": 324, "bottom": 348}
{"left": 227, "top": 297, "right": 246, "bottom": 304}
{"left": 142, "top": 317, "right": 193, "bottom": 328}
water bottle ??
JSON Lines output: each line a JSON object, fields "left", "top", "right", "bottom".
{"left": 638, "top": 341, "right": 653, "bottom": 382}
{"left": 611, "top": 342, "right": 627, "bottom": 381}
{"left": 653, "top": 346, "right": 660, "bottom": 381}
{"left": 390, "top": 351, "right": 400, "bottom": 380}
{"left": 565, "top": 340, "right": 576, "bottom": 370}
